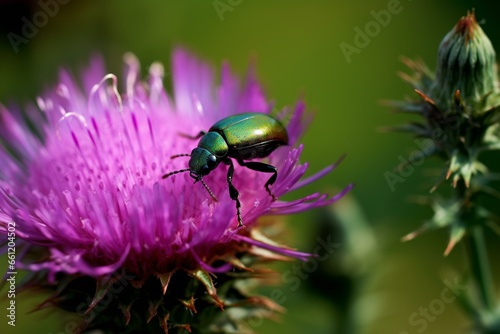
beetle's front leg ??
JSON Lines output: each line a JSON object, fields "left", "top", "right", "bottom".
{"left": 178, "top": 131, "right": 206, "bottom": 140}
{"left": 224, "top": 158, "right": 244, "bottom": 227}
{"left": 237, "top": 160, "right": 278, "bottom": 201}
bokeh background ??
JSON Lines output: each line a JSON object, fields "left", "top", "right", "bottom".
{"left": 1, "top": 1, "right": 500, "bottom": 333}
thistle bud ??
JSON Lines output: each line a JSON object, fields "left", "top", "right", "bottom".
{"left": 430, "top": 11, "right": 498, "bottom": 108}
{"left": 388, "top": 10, "right": 500, "bottom": 257}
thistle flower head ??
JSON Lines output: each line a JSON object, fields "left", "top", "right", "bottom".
{"left": 0, "top": 48, "right": 350, "bottom": 332}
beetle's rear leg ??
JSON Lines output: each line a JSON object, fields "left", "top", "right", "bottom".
{"left": 237, "top": 160, "right": 278, "bottom": 201}
{"left": 225, "top": 158, "right": 244, "bottom": 227}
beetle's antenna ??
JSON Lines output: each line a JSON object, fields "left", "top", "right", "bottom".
{"left": 171, "top": 154, "right": 191, "bottom": 159}
{"left": 199, "top": 178, "right": 218, "bottom": 202}
{"left": 162, "top": 169, "right": 190, "bottom": 179}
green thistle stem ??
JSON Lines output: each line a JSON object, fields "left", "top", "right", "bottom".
{"left": 458, "top": 176, "right": 495, "bottom": 314}
{"left": 468, "top": 224, "right": 495, "bottom": 312}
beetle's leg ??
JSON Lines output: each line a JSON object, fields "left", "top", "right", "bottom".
{"left": 237, "top": 160, "right": 278, "bottom": 201}
{"left": 178, "top": 131, "right": 206, "bottom": 140}
{"left": 224, "top": 158, "right": 244, "bottom": 227}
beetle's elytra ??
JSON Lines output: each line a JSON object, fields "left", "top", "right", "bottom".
{"left": 162, "top": 112, "right": 288, "bottom": 227}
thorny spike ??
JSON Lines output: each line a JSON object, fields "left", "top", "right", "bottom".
{"left": 192, "top": 269, "right": 224, "bottom": 309}
{"left": 85, "top": 276, "right": 118, "bottom": 315}
{"left": 401, "top": 225, "right": 429, "bottom": 242}
{"left": 444, "top": 224, "right": 466, "bottom": 256}
{"left": 119, "top": 301, "right": 134, "bottom": 325}
{"left": 148, "top": 298, "right": 163, "bottom": 323}
{"left": 415, "top": 89, "right": 437, "bottom": 106}
{"left": 178, "top": 296, "right": 197, "bottom": 314}
{"left": 173, "top": 324, "right": 192, "bottom": 333}
{"left": 156, "top": 273, "right": 172, "bottom": 295}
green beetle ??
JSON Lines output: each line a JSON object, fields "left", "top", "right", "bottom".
{"left": 162, "top": 112, "right": 289, "bottom": 227}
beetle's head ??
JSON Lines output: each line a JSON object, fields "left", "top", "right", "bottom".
{"left": 188, "top": 147, "right": 219, "bottom": 179}
{"left": 161, "top": 149, "right": 219, "bottom": 202}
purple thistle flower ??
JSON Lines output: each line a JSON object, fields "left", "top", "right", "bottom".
{"left": 0, "top": 48, "right": 350, "bottom": 331}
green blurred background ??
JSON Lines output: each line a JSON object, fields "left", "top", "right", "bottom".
{"left": 1, "top": 0, "right": 500, "bottom": 333}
